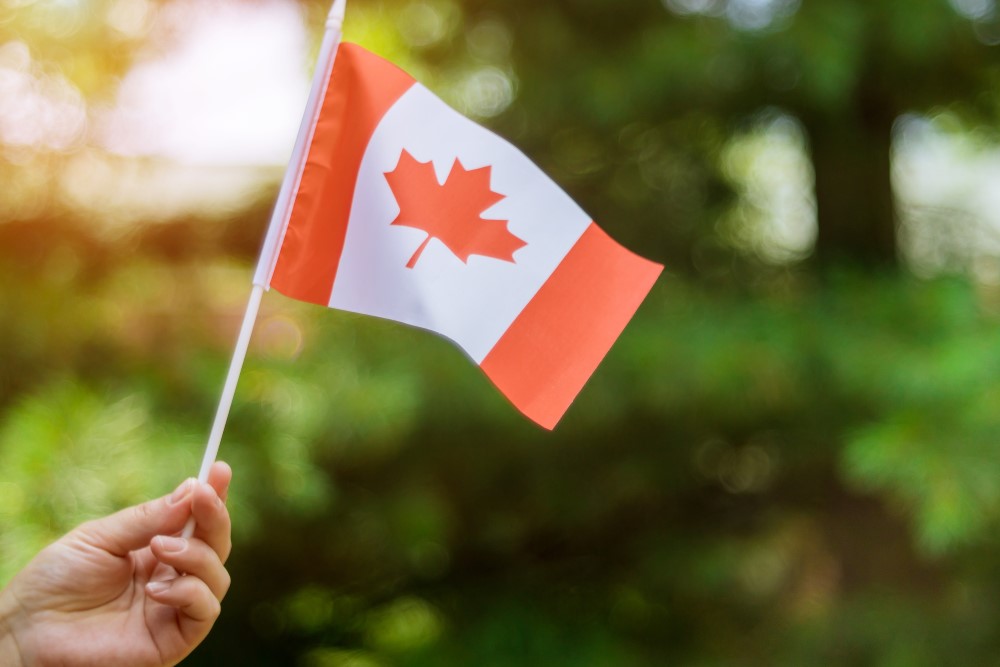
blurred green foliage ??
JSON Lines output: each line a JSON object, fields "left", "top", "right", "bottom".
{"left": 5, "top": 0, "right": 1000, "bottom": 665}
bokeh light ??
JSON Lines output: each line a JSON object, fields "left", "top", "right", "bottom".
{"left": 7, "top": 0, "right": 1000, "bottom": 665}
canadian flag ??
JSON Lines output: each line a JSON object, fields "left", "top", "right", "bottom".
{"left": 258, "top": 43, "right": 662, "bottom": 429}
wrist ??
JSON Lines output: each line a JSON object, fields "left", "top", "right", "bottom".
{"left": 0, "top": 586, "right": 24, "bottom": 667}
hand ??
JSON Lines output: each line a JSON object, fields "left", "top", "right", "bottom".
{"left": 0, "top": 462, "right": 233, "bottom": 667}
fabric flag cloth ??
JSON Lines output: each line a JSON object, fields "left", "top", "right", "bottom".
{"left": 260, "top": 42, "right": 663, "bottom": 429}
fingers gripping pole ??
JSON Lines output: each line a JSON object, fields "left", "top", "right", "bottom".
{"left": 182, "top": 284, "right": 264, "bottom": 539}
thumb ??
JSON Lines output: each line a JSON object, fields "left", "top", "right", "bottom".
{"left": 75, "top": 478, "right": 196, "bottom": 556}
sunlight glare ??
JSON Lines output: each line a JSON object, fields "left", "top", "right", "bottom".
{"left": 100, "top": 0, "right": 311, "bottom": 166}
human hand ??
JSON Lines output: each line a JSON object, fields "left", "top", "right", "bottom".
{"left": 0, "top": 462, "right": 233, "bottom": 667}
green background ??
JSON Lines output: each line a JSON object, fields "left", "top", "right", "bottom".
{"left": 4, "top": 0, "right": 1000, "bottom": 664}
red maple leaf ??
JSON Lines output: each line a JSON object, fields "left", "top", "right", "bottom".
{"left": 385, "top": 149, "right": 527, "bottom": 269}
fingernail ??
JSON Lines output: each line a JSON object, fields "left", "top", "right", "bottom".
{"left": 157, "top": 536, "right": 187, "bottom": 553}
{"left": 146, "top": 581, "right": 170, "bottom": 595}
{"left": 169, "top": 479, "right": 194, "bottom": 505}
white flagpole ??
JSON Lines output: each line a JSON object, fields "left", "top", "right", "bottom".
{"left": 254, "top": 0, "right": 347, "bottom": 289}
{"left": 182, "top": 0, "right": 348, "bottom": 538}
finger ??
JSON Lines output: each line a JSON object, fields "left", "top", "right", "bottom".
{"left": 190, "top": 482, "right": 232, "bottom": 562}
{"left": 206, "top": 461, "right": 232, "bottom": 503}
{"left": 75, "top": 479, "right": 196, "bottom": 556}
{"left": 151, "top": 536, "right": 231, "bottom": 599}
{"left": 145, "top": 575, "right": 221, "bottom": 640}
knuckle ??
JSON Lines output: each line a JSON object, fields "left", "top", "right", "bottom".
{"left": 207, "top": 595, "right": 222, "bottom": 620}
{"left": 73, "top": 519, "right": 101, "bottom": 544}
{"left": 220, "top": 538, "right": 233, "bottom": 563}
{"left": 133, "top": 499, "right": 158, "bottom": 524}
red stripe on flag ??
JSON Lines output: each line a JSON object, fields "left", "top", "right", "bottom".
{"left": 270, "top": 43, "right": 415, "bottom": 305}
{"left": 480, "top": 223, "right": 663, "bottom": 429}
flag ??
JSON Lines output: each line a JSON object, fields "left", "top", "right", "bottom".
{"left": 260, "top": 42, "right": 663, "bottom": 429}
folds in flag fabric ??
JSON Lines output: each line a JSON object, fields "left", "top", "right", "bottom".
{"left": 259, "top": 43, "right": 663, "bottom": 429}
